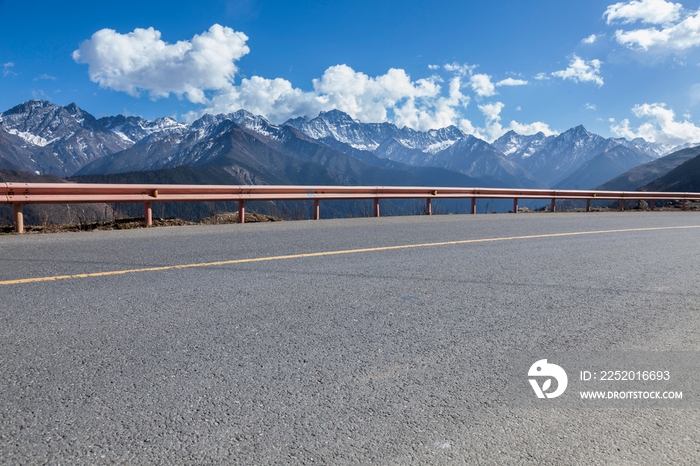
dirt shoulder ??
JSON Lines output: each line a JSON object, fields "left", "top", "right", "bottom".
{"left": 0, "top": 212, "right": 281, "bottom": 234}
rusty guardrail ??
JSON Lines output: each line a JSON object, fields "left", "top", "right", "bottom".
{"left": 3, "top": 182, "right": 699, "bottom": 233}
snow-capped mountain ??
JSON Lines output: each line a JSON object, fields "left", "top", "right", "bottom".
{"left": 431, "top": 135, "right": 542, "bottom": 188}
{"left": 97, "top": 114, "right": 188, "bottom": 144}
{"left": 0, "top": 100, "right": 673, "bottom": 190}
{"left": 285, "top": 110, "right": 539, "bottom": 185}
{"left": 286, "top": 110, "right": 465, "bottom": 154}
{"left": 608, "top": 137, "right": 667, "bottom": 159}
{"left": 492, "top": 131, "right": 554, "bottom": 159}
{"left": 514, "top": 125, "right": 611, "bottom": 186}
{"left": 0, "top": 100, "right": 135, "bottom": 175}
{"left": 0, "top": 101, "right": 192, "bottom": 176}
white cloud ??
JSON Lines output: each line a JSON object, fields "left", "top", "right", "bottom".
{"left": 585, "top": 103, "right": 597, "bottom": 110}
{"left": 610, "top": 102, "right": 700, "bottom": 144}
{"left": 2, "top": 62, "right": 15, "bottom": 77}
{"left": 479, "top": 102, "right": 505, "bottom": 122}
{"left": 73, "top": 25, "right": 552, "bottom": 134}
{"left": 509, "top": 121, "right": 558, "bottom": 136}
{"left": 496, "top": 78, "right": 528, "bottom": 86}
{"left": 189, "top": 64, "right": 472, "bottom": 132}
{"left": 72, "top": 24, "right": 250, "bottom": 103}
{"left": 552, "top": 55, "right": 604, "bottom": 86}
{"left": 534, "top": 72, "right": 550, "bottom": 81}
{"left": 604, "top": 1, "right": 700, "bottom": 51}
{"left": 474, "top": 101, "right": 558, "bottom": 141}
{"left": 613, "top": 9, "right": 700, "bottom": 50}
{"left": 604, "top": 0, "right": 682, "bottom": 25}
{"left": 470, "top": 73, "right": 497, "bottom": 97}
{"left": 582, "top": 34, "right": 598, "bottom": 44}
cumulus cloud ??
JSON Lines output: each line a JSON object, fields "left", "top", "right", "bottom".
{"left": 72, "top": 26, "right": 545, "bottom": 134}
{"left": 534, "top": 72, "right": 550, "bottom": 81}
{"left": 613, "top": 9, "right": 700, "bottom": 50}
{"left": 610, "top": 102, "right": 700, "bottom": 145}
{"left": 582, "top": 34, "right": 598, "bottom": 44}
{"left": 552, "top": 55, "right": 604, "bottom": 86}
{"left": 72, "top": 24, "right": 250, "bottom": 103}
{"left": 474, "top": 102, "right": 558, "bottom": 141}
{"left": 470, "top": 73, "right": 497, "bottom": 97}
{"left": 509, "top": 121, "right": 559, "bottom": 136}
{"left": 194, "top": 65, "right": 468, "bottom": 131}
{"left": 604, "top": 0, "right": 682, "bottom": 25}
{"left": 604, "top": 0, "right": 700, "bottom": 51}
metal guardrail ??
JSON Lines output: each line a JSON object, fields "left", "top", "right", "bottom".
{"left": 3, "top": 182, "right": 700, "bottom": 233}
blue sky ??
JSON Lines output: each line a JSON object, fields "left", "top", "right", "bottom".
{"left": 3, "top": 0, "right": 700, "bottom": 144}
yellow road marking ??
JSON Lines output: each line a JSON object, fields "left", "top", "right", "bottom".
{"left": 2, "top": 225, "right": 699, "bottom": 285}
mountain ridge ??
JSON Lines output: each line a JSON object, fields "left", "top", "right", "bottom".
{"left": 0, "top": 99, "right": 676, "bottom": 190}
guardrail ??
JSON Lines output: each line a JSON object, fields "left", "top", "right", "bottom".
{"left": 3, "top": 182, "right": 699, "bottom": 233}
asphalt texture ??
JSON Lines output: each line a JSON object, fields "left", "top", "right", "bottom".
{"left": 1, "top": 211, "right": 699, "bottom": 464}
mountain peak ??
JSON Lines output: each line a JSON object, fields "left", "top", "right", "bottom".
{"left": 62, "top": 102, "right": 94, "bottom": 126}
{"left": 317, "top": 109, "right": 357, "bottom": 124}
{"left": 570, "top": 124, "right": 589, "bottom": 134}
{"left": 3, "top": 99, "right": 56, "bottom": 116}
{"left": 63, "top": 102, "right": 81, "bottom": 113}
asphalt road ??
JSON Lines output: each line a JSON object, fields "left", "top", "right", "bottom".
{"left": 1, "top": 211, "right": 699, "bottom": 464}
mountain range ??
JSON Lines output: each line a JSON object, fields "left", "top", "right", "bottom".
{"left": 0, "top": 100, "right": 696, "bottom": 192}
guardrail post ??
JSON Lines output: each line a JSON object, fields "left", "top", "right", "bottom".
{"left": 513, "top": 198, "right": 518, "bottom": 213}
{"left": 586, "top": 199, "right": 591, "bottom": 212}
{"left": 313, "top": 199, "right": 320, "bottom": 220}
{"left": 619, "top": 200, "right": 624, "bottom": 211}
{"left": 426, "top": 198, "right": 432, "bottom": 215}
{"left": 550, "top": 199, "right": 556, "bottom": 213}
{"left": 374, "top": 198, "right": 380, "bottom": 217}
{"left": 13, "top": 204, "right": 24, "bottom": 233}
{"left": 238, "top": 200, "right": 245, "bottom": 224}
{"left": 682, "top": 199, "right": 687, "bottom": 211}
{"left": 650, "top": 200, "right": 655, "bottom": 211}
{"left": 144, "top": 202, "right": 152, "bottom": 226}
{"left": 471, "top": 198, "right": 477, "bottom": 214}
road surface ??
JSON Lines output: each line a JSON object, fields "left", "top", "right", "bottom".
{"left": 1, "top": 212, "right": 699, "bottom": 464}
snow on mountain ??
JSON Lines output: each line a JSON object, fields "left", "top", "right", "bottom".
{"left": 0, "top": 100, "right": 134, "bottom": 175}
{"left": 229, "top": 109, "right": 279, "bottom": 138}
{"left": 662, "top": 141, "right": 700, "bottom": 155}
{"left": 98, "top": 115, "right": 188, "bottom": 144}
{"left": 0, "top": 100, "right": 674, "bottom": 188}
{"left": 516, "top": 125, "right": 612, "bottom": 186}
{"left": 607, "top": 137, "right": 666, "bottom": 159}
{"left": 492, "top": 131, "right": 554, "bottom": 159}
{"left": 4, "top": 128, "right": 55, "bottom": 147}
{"left": 285, "top": 110, "right": 395, "bottom": 151}
{"left": 285, "top": 110, "right": 465, "bottom": 154}
{"left": 431, "top": 135, "right": 542, "bottom": 188}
